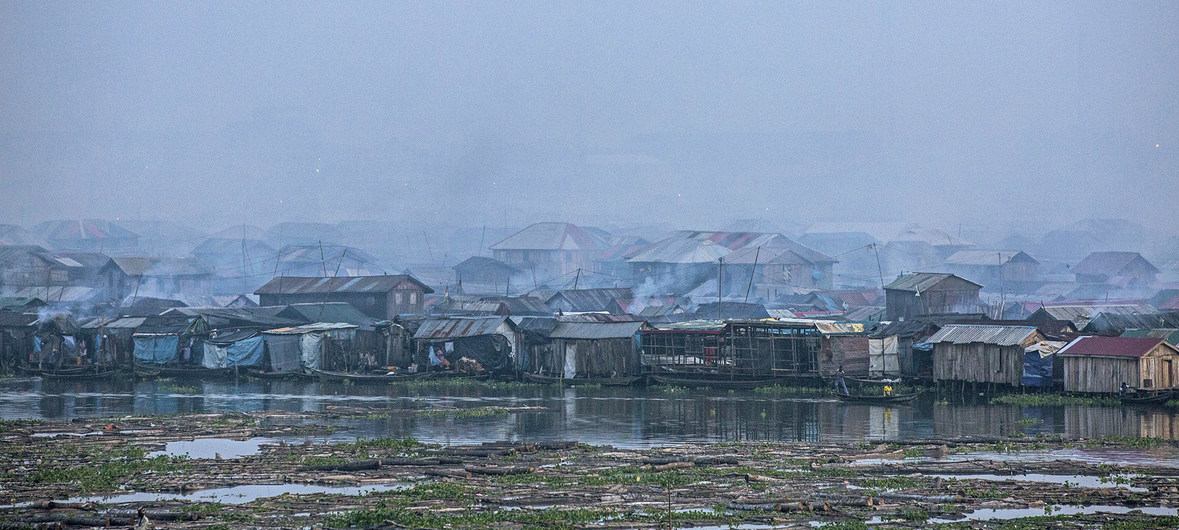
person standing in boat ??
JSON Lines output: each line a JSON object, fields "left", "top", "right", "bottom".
{"left": 834, "top": 365, "right": 848, "bottom": 395}
{"left": 1120, "top": 382, "right": 1130, "bottom": 397}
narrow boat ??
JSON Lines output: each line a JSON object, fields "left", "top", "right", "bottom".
{"left": 521, "top": 372, "right": 642, "bottom": 387}
{"left": 154, "top": 365, "right": 235, "bottom": 378}
{"left": 835, "top": 391, "right": 920, "bottom": 404}
{"left": 244, "top": 368, "right": 309, "bottom": 380}
{"left": 38, "top": 366, "right": 120, "bottom": 381}
{"left": 1120, "top": 388, "right": 1175, "bottom": 405}
{"left": 311, "top": 368, "right": 443, "bottom": 383}
{"left": 649, "top": 373, "right": 780, "bottom": 390}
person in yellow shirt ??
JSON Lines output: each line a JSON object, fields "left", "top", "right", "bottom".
{"left": 883, "top": 385, "right": 893, "bottom": 396}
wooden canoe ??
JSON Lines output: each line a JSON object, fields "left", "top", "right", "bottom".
{"left": 835, "top": 391, "right": 920, "bottom": 404}
{"left": 1120, "top": 389, "right": 1175, "bottom": 405}
{"left": 521, "top": 372, "right": 642, "bottom": 387}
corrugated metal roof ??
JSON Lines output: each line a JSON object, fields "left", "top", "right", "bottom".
{"left": 0, "top": 311, "right": 39, "bottom": 327}
{"left": 108, "top": 257, "right": 212, "bottom": 277}
{"left": 926, "top": 324, "right": 1040, "bottom": 346}
{"left": 627, "top": 231, "right": 833, "bottom": 265}
{"left": 264, "top": 322, "right": 358, "bottom": 334}
{"left": 279, "top": 302, "right": 377, "bottom": 329}
{"left": 549, "top": 321, "right": 645, "bottom": 339}
{"left": 14, "top": 286, "right": 101, "bottom": 302}
{"left": 1058, "top": 336, "right": 1171, "bottom": 359}
{"left": 1073, "top": 252, "right": 1159, "bottom": 276}
{"left": 547, "top": 288, "right": 633, "bottom": 312}
{"left": 255, "top": 275, "right": 433, "bottom": 295}
{"left": 413, "top": 316, "right": 511, "bottom": 339}
{"left": 489, "top": 222, "right": 609, "bottom": 251}
{"left": 650, "top": 320, "right": 727, "bottom": 332}
{"left": 945, "top": 250, "right": 1037, "bottom": 266}
{"left": 884, "top": 273, "right": 981, "bottom": 292}
{"left": 1121, "top": 328, "right": 1179, "bottom": 346}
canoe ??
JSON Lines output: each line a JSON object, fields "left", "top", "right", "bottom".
{"left": 311, "top": 368, "right": 444, "bottom": 383}
{"left": 522, "top": 372, "right": 642, "bottom": 387}
{"left": 835, "top": 391, "right": 920, "bottom": 404}
{"left": 155, "top": 365, "right": 236, "bottom": 378}
{"left": 649, "top": 373, "right": 780, "bottom": 390}
{"left": 1120, "top": 389, "right": 1175, "bottom": 405}
{"left": 39, "top": 367, "right": 120, "bottom": 381}
{"left": 245, "top": 368, "right": 309, "bottom": 380}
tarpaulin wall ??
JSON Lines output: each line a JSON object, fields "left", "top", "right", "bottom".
{"left": 262, "top": 335, "right": 302, "bottom": 373}
{"left": 134, "top": 336, "right": 179, "bottom": 365}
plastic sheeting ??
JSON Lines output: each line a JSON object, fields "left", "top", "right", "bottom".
{"left": 262, "top": 334, "right": 301, "bottom": 373}
{"left": 300, "top": 333, "right": 323, "bottom": 371}
{"left": 134, "top": 336, "right": 179, "bottom": 365}
{"left": 1021, "top": 351, "right": 1054, "bottom": 387}
{"left": 868, "top": 336, "right": 899, "bottom": 377}
{"left": 228, "top": 336, "right": 265, "bottom": 368}
{"left": 203, "top": 343, "right": 228, "bottom": 369}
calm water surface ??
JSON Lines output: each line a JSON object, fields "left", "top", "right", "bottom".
{"left": 4, "top": 377, "right": 1179, "bottom": 451}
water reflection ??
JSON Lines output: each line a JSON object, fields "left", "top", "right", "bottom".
{"left": 3, "top": 378, "right": 1179, "bottom": 447}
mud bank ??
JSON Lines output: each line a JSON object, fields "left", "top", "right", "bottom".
{"left": 3, "top": 410, "right": 1179, "bottom": 529}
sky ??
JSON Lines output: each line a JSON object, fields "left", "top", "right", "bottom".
{"left": 2, "top": 1, "right": 1177, "bottom": 235}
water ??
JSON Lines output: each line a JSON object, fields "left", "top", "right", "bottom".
{"left": 66, "top": 482, "right": 408, "bottom": 505}
{"left": 929, "top": 505, "right": 1179, "bottom": 523}
{"left": 4, "top": 377, "right": 1179, "bottom": 449}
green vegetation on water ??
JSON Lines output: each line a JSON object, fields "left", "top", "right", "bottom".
{"left": 990, "top": 393, "right": 1120, "bottom": 407}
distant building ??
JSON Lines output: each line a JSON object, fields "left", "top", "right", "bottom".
{"left": 32, "top": 220, "right": 140, "bottom": 254}
{"left": 943, "top": 250, "right": 1039, "bottom": 292}
{"left": 545, "top": 288, "right": 634, "bottom": 315}
{"left": 0, "top": 246, "right": 63, "bottom": 294}
{"left": 627, "top": 231, "right": 836, "bottom": 296}
{"left": 100, "top": 257, "right": 214, "bottom": 302}
{"left": 1072, "top": 252, "right": 1159, "bottom": 285}
{"left": 452, "top": 256, "right": 520, "bottom": 291}
{"left": 254, "top": 275, "right": 433, "bottom": 319}
{"left": 883, "top": 273, "right": 983, "bottom": 321}
{"left": 268, "top": 244, "right": 388, "bottom": 277}
{"left": 489, "top": 222, "right": 610, "bottom": 285}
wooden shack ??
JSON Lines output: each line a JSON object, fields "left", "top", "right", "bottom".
{"left": 884, "top": 273, "right": 983, "bottom": 321}
{"left": 1058, "top": 336, "right": 1179, "bottom": 393}
{"left": 531, "top": 321, "right": 648, "bottom": 379}
{"left": 927, "top": 324, "right": 1045, "bottom": 387}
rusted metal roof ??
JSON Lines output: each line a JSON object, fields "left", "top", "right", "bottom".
{"left": 549, "top": 321, "right": 645, "bottom": 340}
{"left": 1058, "top": 336, "right": 1172, "bottom": 359}
{"left": 254, "top": 275, "right": 433, "bottom": 295}
{"left": 412, "top": 316, "right": 511, "bottom": 339}
{"left": 926, "top": 324, "right": 1040, "bottom": 346}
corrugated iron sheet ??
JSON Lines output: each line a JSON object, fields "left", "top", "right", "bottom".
{"left": 255, "top": 275, "right": 432, "bottom": 295}
{"left": 549, "top": 321, "right": 645, "bottom": 340}
{"left": 926, "top": 324, "right": 1038, "bottom": 346}
{"left": 1058, "top": 336, "right": 1170, "bottom": 359}
{"left": 885, "top": 273, "right": 981, "bottom": 292}
{"left": 412, "top": 316, "right": 509, "bottom": 339}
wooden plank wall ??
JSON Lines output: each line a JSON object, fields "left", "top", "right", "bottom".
{"left": 1062, "top": 356, "right": 1138, "bottom": 393}
{"left": 933, "top": 343, "right": 1023, "bottom": 386}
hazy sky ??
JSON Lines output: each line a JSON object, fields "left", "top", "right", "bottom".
{"left": 2, "top": 1, "right": 1177, "bottom": 234}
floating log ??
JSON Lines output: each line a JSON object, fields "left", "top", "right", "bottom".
{"left": 464, "top": 465, "right": 535, "bottom": 476}
{"left": 425, "top": 468, "right": 472, "bottom": 479}
{"left": 298, "top": 459, "right": 380, "bottom": 472}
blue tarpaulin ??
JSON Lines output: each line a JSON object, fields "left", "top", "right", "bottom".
{"left": 227, "top": 336, "right": 265, "bottom": 368}
{"left": 1021, "top": 350, "right": 1054, "bottom": 387}
{"left": 134, "top": 336, "right": 179, "bottom": 365}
